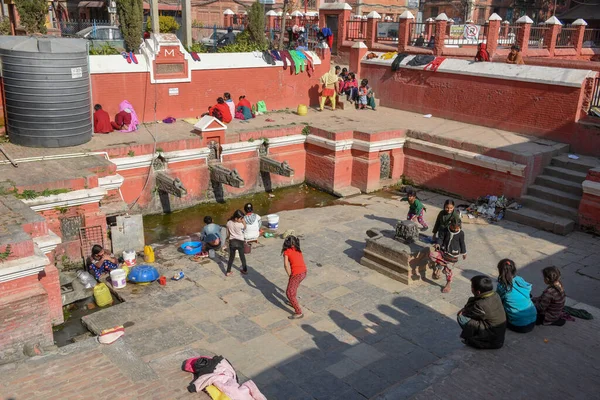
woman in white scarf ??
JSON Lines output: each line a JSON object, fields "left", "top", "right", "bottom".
{"left": 319, "top": 65, "right": 340, "bottom": 111}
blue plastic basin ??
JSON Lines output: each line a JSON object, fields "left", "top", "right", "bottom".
{"left": 180, "top": 241, "right": 203, "bottom": 255}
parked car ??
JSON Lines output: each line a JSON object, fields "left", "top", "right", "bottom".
{"left": 200, "top": 30, "right": 240, "bottom": 47}
{"left": 75, "top": 26, "right": 125, "bottom": 50}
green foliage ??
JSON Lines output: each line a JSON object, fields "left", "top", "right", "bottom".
{"left": 246, "top": 1, "right": 267, "bottom": 48}
{"left": 14, "top": 0, "right": 48, "bottom": 34}
{"left": 217, "top": 30, "right": 267, "bottom": 53}
{"left": 89, "top": 43, "right": 121, "bottom": 55}
{"left": 0, "top": 17, "right": 12, "bottom": 35}
{"left": 127, "top": 150, "right": 135, "bottom": 157}
{"left": 192, "top": 20, "right": 203, "bottom": 28}
{"left": 117, "top": 0, "right": 143, "bottom": 51}
{"left": 146, "top": 15, "right": 180, "bottom": 33}
{"left": 0, "top": 244, "right": 12, "bottom": 262}
{"left": 185, "top": 42, "right": 208, "bottom": 54}
{"left": 301, "top": 125, "right": 311, "bottom": 136}
{"left": 14, "top": 188, "right": 70, "bottom": 200}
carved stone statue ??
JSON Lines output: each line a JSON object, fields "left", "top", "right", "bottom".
{"left": 210, "top": 165, "right": 245, "bottom": 188}
{"left": 260, "top": 157, "right": 295, "bottom": 177}
{"left": 395, "top": 220, "right": 420, "bottom": 244}
{"left": 156, "top": 171, "right": 188, "bottom": 197}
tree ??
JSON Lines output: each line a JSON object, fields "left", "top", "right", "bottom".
{"left": 246, "top": 1, "right": 266, "bottom": 48}
{"left": 146, "top": 15, "right": 180, "bottom": 33}
{"left": 117, "top": 0, "right": 143, "bottom": 52}
{"left": 15, "top": 0, "right": 48, "bottom": 34}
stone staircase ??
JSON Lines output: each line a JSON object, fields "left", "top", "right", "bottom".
{"left": 506, "top": 153, "right": 600, "bottom": 235}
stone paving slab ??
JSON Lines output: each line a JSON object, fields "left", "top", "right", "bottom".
{"left": 2, "top": 191, "right": 600, "bottom": 399}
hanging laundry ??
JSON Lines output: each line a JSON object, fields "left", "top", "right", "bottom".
{"left": 423, "top": 57, "right": 446, "bottom": 72}
{"left": 407, "top": 54, "right": 435, "bottom": 67}
{"left": 391, "top": 53, "right": 410, "bottom": 72}
{"left": 380, "top": 52, "right": 397, "bottom": 60}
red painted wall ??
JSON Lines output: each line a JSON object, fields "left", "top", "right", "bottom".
{"left": 91, "top": 53, "right": 330, "bottom": 124}
{"left": 360, "top": 63, "right": 600, "bottom": 156}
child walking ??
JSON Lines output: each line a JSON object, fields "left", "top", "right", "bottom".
{"left": 432, "top": 199, "right": 460, "bottom": 241}
{"left": 281, "top": 235, "right": 307, "bottom": 319}
{"left": 225, "top": 210, "right": 248, "bottom": 277}
{"left": 401, "top": 189, "right": 428, "bottom": 230}
{"left": 430, "top": 217, "right": 466, "bottom": 293}
{"left": 532, "top": 266, "right": 566, "bottom": 326}
{"left": 357, "top": 79, "right": 368, "bottom": 109}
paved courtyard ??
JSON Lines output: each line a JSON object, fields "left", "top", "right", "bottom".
{"left": 1, "top": 191, "right": 600, "bottom": 400}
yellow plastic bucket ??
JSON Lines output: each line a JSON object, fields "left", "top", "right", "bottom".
{"left": 93, "top": 283, "right": 113, "bottom": 307}
{"left": 297, "top": 104, "right": 308, "bottom": 116}
{"left": 144, "top": 245, "right": 155, "bottom": 263}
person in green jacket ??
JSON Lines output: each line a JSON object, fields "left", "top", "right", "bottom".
{"left": 432, "top": 199, "right": 461, "bottom": 241}
{"left": 401, "top": 189, "right": 428, "bottom": 230}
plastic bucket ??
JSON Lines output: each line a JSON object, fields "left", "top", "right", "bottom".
{"left": 297, "top": 104, "right": 308, "bottom": 116}
{"left": 110, "top": 269, "right": 127, "bottom": 289}
{"left": 93, "top": 283, "right": 113, "bottom": 307}
{"left": 267, "top": 214, "right": 279, "bottom": 229}
{"left": 123, "top": 250, "right": 136, "bottom": 267}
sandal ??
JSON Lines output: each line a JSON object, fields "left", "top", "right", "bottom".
{"left": 288, "top": 313, "right": 304, "bottom": 320}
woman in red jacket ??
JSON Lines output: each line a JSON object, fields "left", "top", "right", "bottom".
{"left": 281, "top": 235, "right": 307, "bottom": 319}
{"left": 208, "top": 97, "right": 232, "bottom": 124}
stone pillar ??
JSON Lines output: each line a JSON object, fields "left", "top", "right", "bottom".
{"left": 424, "top": 17, "right": 434, "bottom": 43}
{"left": 486, "top": 13, "right": 502, "bottom": 58}
{"left": 223, "top": 9, "right": 234, "bottom": 27}
{"left": 181, "top": 0, "right": 192, "bottom": 48}
{"left": 446, "top": 19, "right": 453, "bottom": 36}
{"left": 397, "top": 10, "right": 414, "bottom": 53}
{"left": 516, "top": 15, "right": 533, "bottom": 54}
{"left": 266, "top": 10, "right": 277, "bottom": 31}
{"left": 350, "top": 41, "right": 368, "bottom": 78}
{"left": 434, "top": 13, "right": 448, "bottom": 56}
{"left": 151, "top": 0, "right": 159, "bottom": 34}
{"left": 571, "top": 18, "right": 588, "bottom": 56}
{"left": 366, "top": 11, "right": 381, "bottom": 49}
{"left": 543, "top": 15, "right": 562, "bottom": 55}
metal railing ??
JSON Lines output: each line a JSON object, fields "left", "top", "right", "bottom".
{"left": 497, "top": 25, "right": 521, "bottom": 48}
{"left": 346, "top": 20, "right": 366, "bottom": 40}
{"left": 583, "top": 28, "right": 600, "bottom": 48}
{"left": 591, "top": 77, "right": 600, "bottom": 113}
{"left": 409, "top": 22, "right": 435, "bottom": 47}
{"left": 444, "top": 23, "right": 487, "bottom": 46}
{"left": 59, "top": 19, "right": 112, "bottom": 36}
{"left": 556, "top": 26, "right": 577, "bottom": 48}
{"left": 529, "top": 25, "right": 547, "bottom": 48}
{"left": 376, "top": 21, "right": 398, "bottom": 42}
{"left": 191, "top": 25, "right": 244, "bottom": 52}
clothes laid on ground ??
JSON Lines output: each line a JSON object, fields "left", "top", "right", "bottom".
{"left": 88, "top": 259, "right": 118, "bottom": 280}
{"left": 432, "top": 210, "right": 461, "bottom": 236}
{"left": 458, "top": 290, "right": 507, "bottom": 349}
{"left": 94, "top": 109, "right": 113, "bottom": 133}
{"left": 533, "top": 285, "right": 566, "bottom": 325}
{"left": 391, "top": 53, "right": 410, "bottom": 71}
{"left": 190, "top": 357, "right": 267, "bottom": 400}
{"left": 243, "top": 213, "right": 262, "bottom": 241}
{"left": 206, "top": 385, "right": 231, "bottom": 400}
{"left": 423, "top": 56, "right": 446, "bottom": 72}
{"left": 407, "top": 54, "right": 435, "bottom": 67}
{"left": 563, "top": 306, "right": 594, "bottom": 320}
{"left": 496, "top": 276, "right": 537, "bottom": 328}
{"left": 380, "top": 51, "right": 397, "bottom": 60}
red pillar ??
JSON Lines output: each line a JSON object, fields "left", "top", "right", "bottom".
{"left": 424, "top": 18, "right": 434, "bottom": 42}
{"left": 486, "top": 13, "right": 502, "bottom": 58}
{"left": 571, "top": 19, "right": 588, "bottom": 56}
{"left": 397, "top": 10, "right": 414, "bottom": 53}
{"left": 433, "top": 13, "right": 448, "bottom": 56}
{"left": 516, "top": 16, "right": 533, "bottom": 54}
{"left": 366, "top": 11, "right": 381, "bottom": 49}
{"left": 350, "top": 41, "right": 368, "bottom": 78}
{"left": 223, "top": 10, "right": 234, "bottom": 27}
{"left": 543, "top": 16, "right": 562, "bottom": 55}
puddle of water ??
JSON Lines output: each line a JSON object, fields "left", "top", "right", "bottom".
{"left": 144, "top": 184, "right": 338, "bottom": 244}
{"left": 53, "top": 294, "right": 121, "bottom": 347}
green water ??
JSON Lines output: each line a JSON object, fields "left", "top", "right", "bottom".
{"left": 143, "top": 184, "right": 339, "bottom": 244}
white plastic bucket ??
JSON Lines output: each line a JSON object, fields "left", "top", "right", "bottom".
{"left": 123, "top": 250, "right": 136, "bottom": 267}
{"left": 110, "top": 269, "right": 127, "bottom": 289}
{"left": 267, "top": 214, "right": 279, "bottom": 229}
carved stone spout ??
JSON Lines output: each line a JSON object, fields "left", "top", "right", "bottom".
{"left": 260, "top": 157, "right": 295, "bottom": 177}
{"left": 156, "top": 171, "right": 188, "bottom": 197}
{"left": 210, "top": 164, "right": 245, "bottom": 188}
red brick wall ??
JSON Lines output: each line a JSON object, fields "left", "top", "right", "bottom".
{"left": 579, "top": 193, "right": 600, "bottom": 232}
{"left": 91, "top": 55, "right": 329, "bottom": 124}
{"left": 361, "top": 62, "right": 600, "bottom": 156}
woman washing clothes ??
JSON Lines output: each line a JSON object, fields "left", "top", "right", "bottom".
{"left": 111, "top": 100, "right": 139, "bottom": 132}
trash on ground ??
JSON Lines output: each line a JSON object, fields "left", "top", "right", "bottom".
{"left": 172, "top": 271, "right": 185, "bottom": 281}
{"left": 423, "top": 114, "right": 432, "bottom": 118}
{"left": 568, "top": 154, "right": 580, "bottom": 160}
{"left": 458, "top": 194, "right": 519, "bottom": 223}
{"left": 98, "top": 325, "right": 125, "bottom": 345}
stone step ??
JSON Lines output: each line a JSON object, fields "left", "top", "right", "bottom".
{"left": 360, "top": 256, "right": 410, "bottom": 285}
{"left": 551, "top": 153, "right": 600, "bottom": 174}
{"left": 535, "top": 175, "right": 583, "bottom": 196}
{"left": 505, "top": 207, "right": 575, "bottom": 235}
{"left": 527, "top": 185, "right": 581, "bottom": 209}
{"left": 520, "top": 195, "right": 579, "bottom": 220}
{"left": 543, "top": 166, "right": 587, "bottom": 183}
{"left": 362, "top": 248, "right": 411, "bottom": 275}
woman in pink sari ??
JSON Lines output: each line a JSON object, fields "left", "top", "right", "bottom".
{"left": 111, "top": 100, "right": 139, "bottom": 132}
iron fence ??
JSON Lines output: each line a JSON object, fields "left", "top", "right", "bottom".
{"left": 191, "top": 25, "right": 244, "bottom": 52}
{"left": 346, "top": 20, "right": 366, "bottom": 40}
{"left": 59, "top": 19, "right": 112, "bottom": 36}
{"left": 409, "top": 22, "right": 435, "bottom": 47}
{"left": 556, "top": 26, "right": 577, "bottom": 48}
{"left": 592, "top": 77, "right": 600, "bottom": 110}
{"left": 497, "top": 25, "right": 520, "bottom": 48}
{"left": 583, "top": 28, "right": 600, "bottom": 48}
{"left": 529, "top": 26, "right": 547, "bottom": 48}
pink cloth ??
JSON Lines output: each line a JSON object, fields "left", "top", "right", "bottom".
{"left": 192, "top": 359, "right": 266, "bottom": 400}
{"left": 118, "top": 100, "right": 139, "bottom": 132}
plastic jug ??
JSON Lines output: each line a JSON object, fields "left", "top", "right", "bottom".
{"left": 93, "top": 283, "right": 113, "bottom": 307}
{"left": 144, "top": 245, "right": 155, "bottom": 263}
{"left": 123, "top": 250, "right": 136, "bottom": 267}
{"left": 297, "top": 104, "right": 308, "bottom": 116}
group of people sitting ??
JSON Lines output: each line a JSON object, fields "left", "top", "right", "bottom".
{"left": 319, "top": 65, "right": 376, "bottom": 111}
{"left": 475, "top": 43, "right": 524, "bottom": 64}
{"left": 400, "top": 191, "right": 568, "bottom": 350}
{"left": 93, "top": 100, "right": 139, "bottom": 134}
{"left": 204, "top": 93, "right": 254, "bottom": 124}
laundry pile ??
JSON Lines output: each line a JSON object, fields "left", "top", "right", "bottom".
{"left": 183, "top": 355, "right": 266, "bottom": 400}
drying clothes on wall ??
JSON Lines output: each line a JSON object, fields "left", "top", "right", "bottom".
{"left": 407, "top": 54, "right": 435, "bottom": 67}
{"left": 289, "top": 50, "right": 306, "bottom": 74}
{"left": 262, "top": 50, "right": 275, "bottom": 65}
{"left": 380, "top": 52, "right": 397, "bottom": 60}
{"left": 391, "top": 53, "right": 410, "bottom": 72}
{"left": 321, "top": 27, "right": 333, "bottom": 50}
{"left": 423, "top": 57, "right": 446, "bottom": 72}
{"left": 190, "top": 358, "right": 267, "bottom": 400}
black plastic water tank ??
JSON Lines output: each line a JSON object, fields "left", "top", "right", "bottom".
{"left": 0, "top": 37, "right": 92, "bottom": 148}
